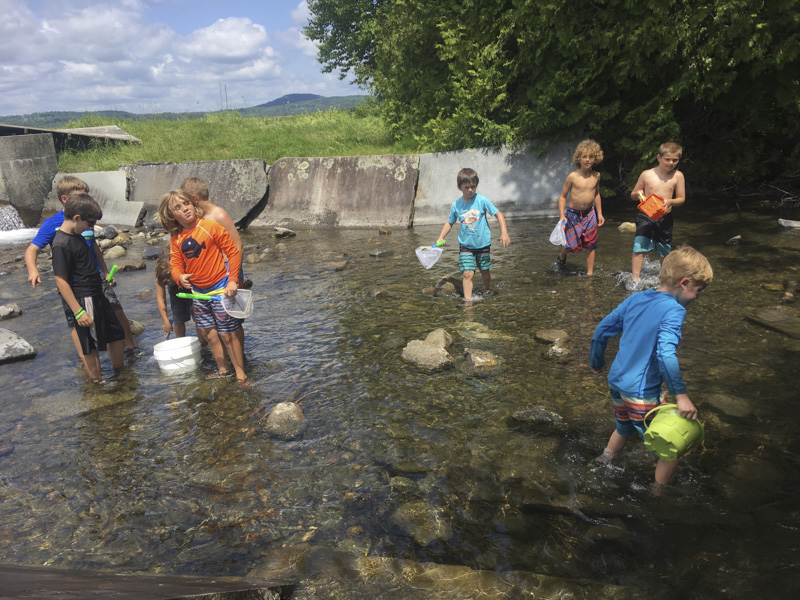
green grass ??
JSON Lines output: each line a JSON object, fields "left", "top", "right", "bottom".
{"left": 57, "top": 103, "right": 429, "bottom": 173}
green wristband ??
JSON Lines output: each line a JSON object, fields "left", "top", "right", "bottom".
{"left": 74, "top": 309, "right": 86, "bottom": 319}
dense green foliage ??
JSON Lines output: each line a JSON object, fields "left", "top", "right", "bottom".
{"left": 56, "top": 102, "right": 426, "bottom": 173}
{"left": 0, "top": 95, "right": 369, "bottom": 129}
{"left": 307, "top": 0, "right": 800, "bottom": 188}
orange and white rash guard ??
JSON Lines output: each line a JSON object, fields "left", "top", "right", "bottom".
{"left": 170, "top": 219, "right": 242, "bottom": 292}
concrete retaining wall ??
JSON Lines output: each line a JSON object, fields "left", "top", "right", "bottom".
{"left": 0, "top": 134, "right": 58, "bottom": 227}
{"left": 252, "top": 155, "right": 419, "bottom": 228}
{"left": 19, "top": 142, "right": 574, "bottom": 230}
{"left": 122, "top": 159, "right": 269, "bottom": 227}
{"left": 48, "top": 171, "right": 144, "bottom": 228}
{"left": 412, "top": 141, "right": 576, "bottom": 226}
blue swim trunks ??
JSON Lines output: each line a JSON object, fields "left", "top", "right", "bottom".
{"left": 459, "top": 245, "right": 491, "bottom": 272}
{"left": 633, "top": 212, "right": 673, "bottom": 258}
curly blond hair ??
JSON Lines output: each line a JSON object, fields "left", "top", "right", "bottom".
{"left": 572, "top": 139, "right": 604, "bottom": 166}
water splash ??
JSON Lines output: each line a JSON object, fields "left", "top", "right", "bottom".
{"left": 0, "top": 205, "right": 26, "bottom": 232}
{"left": 614, "top": 256, "right": 661, "bottom": 291}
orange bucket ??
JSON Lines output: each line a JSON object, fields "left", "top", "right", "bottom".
{"left": 638, "top": 194, "right": 668, "bottom": 221}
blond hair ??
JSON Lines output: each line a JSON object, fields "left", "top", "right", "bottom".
{"left": 57, "top": 175, "right": 89, "bottom": 199}
{"left": 572, "top": 139, "right": 604, "bottom": 166}
{"left": 157, "top": 190, "right": 204, "bottom": 235}
{"left": 658, "top": 245, "right": 713, "bottom": 287}
{"left": 180, "top": 177, "right": 209, "bottom": 202}
{"left": 659, "top": 141, "right": 683, "bottom": 158}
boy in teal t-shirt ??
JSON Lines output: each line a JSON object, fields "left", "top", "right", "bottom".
{"left": 436, "top": 168, "right": 510, "bottom": 301}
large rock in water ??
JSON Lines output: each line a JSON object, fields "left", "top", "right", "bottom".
{"left": 401, "top": 339, "right": 454, "bottom": 370}
{"left": 746, "top": 306, "right": 800, "bottom": 339}
{"left": 265, "top": 402, "right": 306, "bottom": 440}
{"left": 0, "top": 327, "right": 36, "bottom": 364}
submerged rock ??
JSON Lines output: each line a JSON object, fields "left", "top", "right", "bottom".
{"left": 128, "top": 320, "right": 145, "bottom": 336}
{"left": 463, "top": 348, "right": 501, "bottom": 370}
{"left": 424, "top": 328, "right": 453, "bottom": 348}
{"left": 618, "top": 222, "right": 636, "bottom": 233}
{"left": 0, "top": 327, "right": 36, "bottom": 364}
{"left": 141, "top": 246, "right": 162, "bottom": 260}
{"left": 0, "top": 303, "right": 21, "bottom": 320}
{"left": 511, "top": 406, "right": 564, "bottom": 425}
{"left": 401, "top": 339, "right": 453, "bottom": 370}
{"left": 369, "top": 249, "right": 394, "bottom": 258}
{"left": 120, "top": 260, "right": 146, "bottom": 271}
{"left": 535, "top": 329, "right": 569, "bottom": 344}
{"left": 703, "top": 392, "right": 753, "bottom": 418}
{"left": 0, "top": 437, "right": 14, "bottom": 457}
{"left": 434, "top": 275, "right": 463, "bottom": 297}
{"left": 104, "top": 245, "right": 127, "bottom": 260}
{"left": 274, "top": 227, "right": 297, "bottom": 238}
{"left": 391, "top": 500, "right": 452, "bottom": 545}
{"left": 746, "top": 306, "right": 800, "bottom": 339}
{"left": 98, "top": 225, "right": 119, "bottom": 240}
{"left": 265, "top": 402, "right": 306, "bottom": 439}
{"left": 726, "top": 234, "right": 742, "bottom": 245}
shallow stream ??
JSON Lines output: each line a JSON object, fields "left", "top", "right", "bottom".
{"left": 1, "top": 201, "right": 799, "bottom": 598}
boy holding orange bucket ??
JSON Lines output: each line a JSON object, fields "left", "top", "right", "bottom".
{"left": 590, "top": 246, "right": 713, "bottom": 490}
{"left": 629, "top": 142, "right": 686, "bottom": 289}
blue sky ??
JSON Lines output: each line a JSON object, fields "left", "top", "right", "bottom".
{"left": 0, "top": 0, "right": 363, "bottom": 116}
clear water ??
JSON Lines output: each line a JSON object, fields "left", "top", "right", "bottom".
{"left": 1, "top": 201, "right": 799, "bottom": 598}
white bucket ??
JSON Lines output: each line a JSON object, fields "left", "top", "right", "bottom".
{"left": 153, "top": 336, "right": 202, "bottom": 375}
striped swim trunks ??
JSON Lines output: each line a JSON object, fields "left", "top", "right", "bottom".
{"left": 609, "top": 387, "right": 663, "bottom": 439}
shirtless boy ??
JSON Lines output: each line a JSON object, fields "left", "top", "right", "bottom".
{"left": 556, "top": 139, "right": 605, "bottom": 275}
{"left": 630, "top": 142, "right": 686, "bottom": 287}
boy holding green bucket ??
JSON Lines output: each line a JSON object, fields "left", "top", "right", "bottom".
{"left": 590, "top": 246, "right": 713, "bottom": 489}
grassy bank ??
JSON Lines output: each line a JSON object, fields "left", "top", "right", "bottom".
{"left": 58, "top": 103, "right": 429, "bottom": 172}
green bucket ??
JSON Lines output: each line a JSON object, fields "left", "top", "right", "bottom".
{"left": 643, "top": 404, "right": 704, "bottom": 462}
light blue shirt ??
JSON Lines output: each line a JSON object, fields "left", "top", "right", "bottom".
{"left": 447, "top": 193, "right": 499, "bottom": 249}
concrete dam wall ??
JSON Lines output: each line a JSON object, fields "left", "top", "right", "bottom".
{"left": 2, "top": 136, "right": 575, "bottom": 229}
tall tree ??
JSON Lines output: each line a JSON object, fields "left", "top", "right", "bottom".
{"left": 307, "top": 0, "right": 800, "bottom": 187}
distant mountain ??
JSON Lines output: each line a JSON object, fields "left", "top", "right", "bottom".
{"left": 254, "top": 93, "right": 322, "bottom": 108}
{"left": 0, "top": 95, "right": 371, "bottom": 128}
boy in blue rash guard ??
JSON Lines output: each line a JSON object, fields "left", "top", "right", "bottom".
{"left": 436, "top": 168, "right": 510, "bottom": 301}
{"left": 590, "top": 245, "right": 713, "bottom": 488}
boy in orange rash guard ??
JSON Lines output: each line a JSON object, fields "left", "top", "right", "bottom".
{"left": 157, "top": 190, "right": 248, "bottom": 385}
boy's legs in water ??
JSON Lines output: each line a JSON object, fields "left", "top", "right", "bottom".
{"left": 462, "top": 270, "right": 475, "bottom": 301}
{"left": 480, "top": 269, "right": 491, "bottom": 293}
{"left": 585, "top": 248, "right": 596, "bottom": 276}
{"left": 108, "top": 339, "right": 124, "bottom": 370}
{"left": 598, "top": 430, "right": 629, "bottom": 463}
{"left": 631, "top": 252, "right": 644, "bottom": 282}
{"left": 115, "top": 308, "right": 136, "bottom": 350}
{"left": 557, "top": 247, "right": 568, "bottom": 272}
{"left": 219, "top": 329, "right": 246, "bottom": 382}
{"left": 202, "top": 327, "right": 232, "bottom": 376}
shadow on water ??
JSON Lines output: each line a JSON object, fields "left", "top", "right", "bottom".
{"left": 1, "top": 199, "right": 799, "bottom": 597}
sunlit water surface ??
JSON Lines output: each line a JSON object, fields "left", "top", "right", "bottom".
{"left": 1, "top": 202, "right": 799, "bottom": 598}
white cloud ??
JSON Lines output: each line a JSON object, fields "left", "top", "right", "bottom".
{"left": 291, "top": 1, "right": 311, "bottom": 25}
{"left": 0, "top": 0, "right": 361, "bottom": 115}
{"left": 178, "top": 17, "right": 269, "bottom": 62}
{"left": 277, "top": 27, "right": 318, "bottom": 58}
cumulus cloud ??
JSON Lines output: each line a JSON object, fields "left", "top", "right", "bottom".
{"left": 291, "top": 1, "right": 311, "bottom": 24}
{"left": 0, "top": 0, "right": 359, "bottom": 115}
{"left": 178, "top": 18, "right": 269, "bottom": 62}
